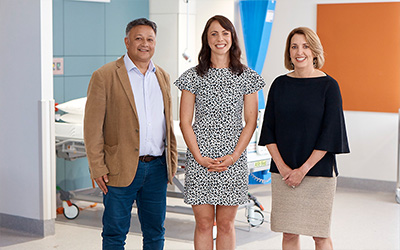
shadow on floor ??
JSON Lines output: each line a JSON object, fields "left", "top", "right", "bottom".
{"left": 0, "top": 228, "right": 42, "bottom": 247}
{"left": 53, "top": 200, "right": 278, "bottom": 246}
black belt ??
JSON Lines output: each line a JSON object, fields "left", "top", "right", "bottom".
{"left": 139, "top": 155, "right": 159, "bottom": 162}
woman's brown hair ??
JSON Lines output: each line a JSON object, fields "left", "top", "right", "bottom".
{"left": 196, "top": 15, "right": 244, "bottom": 77}
{"left": 284, "top": 27, "right": 325, "bottom": 70}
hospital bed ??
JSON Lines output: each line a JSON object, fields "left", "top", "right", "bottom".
{"left": 55, "top": 119, "right": 271, "bottom": 227}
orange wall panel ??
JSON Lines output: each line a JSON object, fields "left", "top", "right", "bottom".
{"left": 317, "top": 2, "right": 400, "bottom": 113}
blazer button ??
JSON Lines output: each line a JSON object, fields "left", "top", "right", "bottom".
{"left": 135, "top": 148, "right": 139, "bottom": 151}
{"left": 135, "top": 129, "right": 139, "bottom": 133}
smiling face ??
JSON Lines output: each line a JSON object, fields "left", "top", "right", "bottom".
{"left": 124, "top": 25, "right": 156, "bottom": 65}
{"left": 207, "top": 21, "right": 232, "bottom": 57}
{"left": 289, "top": 33, "right": 315, "bottom": 70}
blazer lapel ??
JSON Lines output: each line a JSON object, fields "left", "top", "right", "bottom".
{"left": 116, "top": 56, "right": 139, "bottom": 118}
{"left": 155, "top": 66, "right": 169, "bottom": 117}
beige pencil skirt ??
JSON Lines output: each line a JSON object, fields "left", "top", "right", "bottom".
{"left": 270, "top": 172, "right": 337, "bottom": 238}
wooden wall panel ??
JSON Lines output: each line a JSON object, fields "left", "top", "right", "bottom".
{"left": 317, "top": 2, "right": 400, "bottom": 113}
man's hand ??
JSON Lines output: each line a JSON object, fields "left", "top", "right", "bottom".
{"left": 94, "top": 174, "right": 109, "bottom": 194}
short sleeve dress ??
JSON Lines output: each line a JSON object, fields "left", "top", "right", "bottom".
{"left": 258, "top": 74, "right": 350, "bottom": 237}
{"left": 174, "top": 66, "right": 265, "bottom": 206}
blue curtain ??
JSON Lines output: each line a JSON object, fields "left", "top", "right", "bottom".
{"left": 239, "top": 0, "right": 276, "bottom": 109}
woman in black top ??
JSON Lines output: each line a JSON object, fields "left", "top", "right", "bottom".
{"left": 259, "top": 27, "right": 349, "bottom": 250}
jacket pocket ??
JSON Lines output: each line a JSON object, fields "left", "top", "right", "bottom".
{"left": 104, "top": 144, "right": 119, "bottom": 176}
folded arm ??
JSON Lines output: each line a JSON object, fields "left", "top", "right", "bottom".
{"left": 267, "top": 143, "right": 326, "bottom": 187}
{"left": 179, "top": 90, "right": 221, "bottom": 170}
{"left": 213, "top": 92, "right": 259, "bottom": 169}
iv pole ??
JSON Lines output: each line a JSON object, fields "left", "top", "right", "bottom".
{"left": 182, "top": 0, "right": 191, "bottom": 62}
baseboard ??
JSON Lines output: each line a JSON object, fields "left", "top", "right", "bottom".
{"left": 0, "top": 213, "right": 54, "bottom": 237}
{"left": 337, "top": 176, "right": 397, "bottom": 193}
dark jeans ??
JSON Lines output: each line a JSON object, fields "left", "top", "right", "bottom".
{"left": 102, "top": 155, "right": 168, "bottom": 250}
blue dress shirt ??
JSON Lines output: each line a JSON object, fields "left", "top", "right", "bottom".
{"left": 124, "top": 53, "right": 166, "bottom": 156}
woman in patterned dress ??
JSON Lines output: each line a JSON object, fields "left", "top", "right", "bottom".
{"left": 174, "top": 15, "right": 265, "bottom": 249}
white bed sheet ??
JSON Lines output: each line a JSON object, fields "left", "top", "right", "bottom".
{"left": 55, "top": 122, "right": 84, "bottom": 140}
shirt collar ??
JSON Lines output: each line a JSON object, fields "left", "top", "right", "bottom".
{"left": 124, "top": 53, "right": 156, "bottom": 73}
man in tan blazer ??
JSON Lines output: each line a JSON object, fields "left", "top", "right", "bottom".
{"left": 84, "top": 18, "right": 177, "bottom": 250}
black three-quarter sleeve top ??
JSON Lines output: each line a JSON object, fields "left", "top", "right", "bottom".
{"left": 258, "top": 74, "right": 350, "bottom": 177}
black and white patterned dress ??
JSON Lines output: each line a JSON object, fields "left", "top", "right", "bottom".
{"left": 174, "top": 67, "right": 265, "bottom": 206}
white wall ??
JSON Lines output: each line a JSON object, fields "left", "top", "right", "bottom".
{"left": 165, "top": 0, "right": 399, "bottom": 182}
{"left": 341, "top": 111, "right": 397, "bottom": 181}
{"left": 150, "top": 0, "right": 197, "bottom": 119}
{"left": 0, "top": 0, "right": 55, "bottom": 235}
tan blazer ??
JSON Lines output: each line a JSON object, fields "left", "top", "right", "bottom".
{"left": 84, "top": 56, "right": 177, "bottom": 187}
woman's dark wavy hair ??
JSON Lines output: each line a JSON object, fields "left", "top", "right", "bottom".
{"left": 196, "top": 15, "right": 244, "bottom": 77}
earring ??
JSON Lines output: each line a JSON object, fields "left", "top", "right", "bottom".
{"left": 290, "top": 62, "right": 294, "bottom": 69}
{"left": 313, "top": 58, "right": 317, "bottom": 68}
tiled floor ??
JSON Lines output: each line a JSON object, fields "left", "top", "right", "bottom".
{"left": 1, "top": 184, "right": 399, "bottom": 250}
